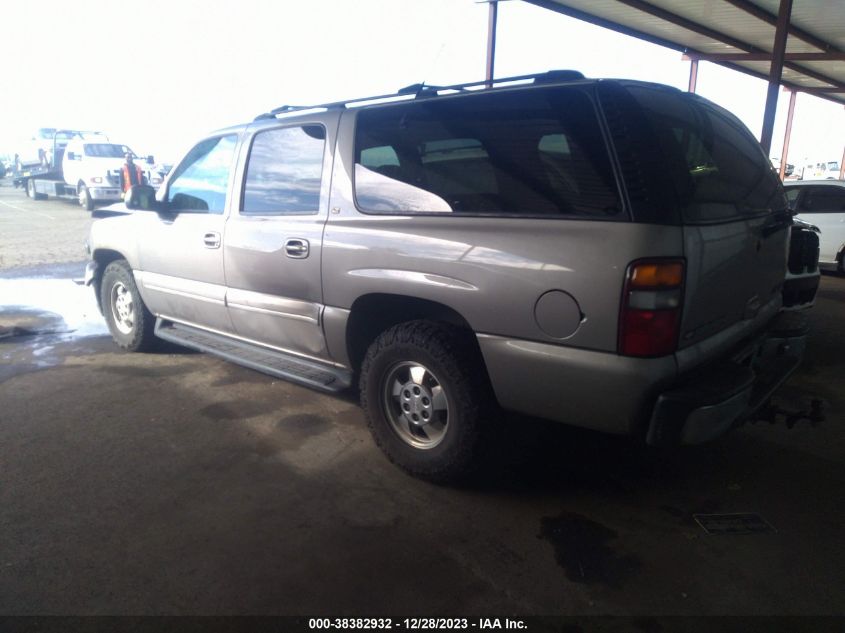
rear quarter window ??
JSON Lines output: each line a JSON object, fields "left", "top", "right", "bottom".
{"left": 353, "top": 87, "right": 623, "bottom": 219}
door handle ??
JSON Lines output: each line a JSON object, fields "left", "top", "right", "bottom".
{"left": 203, "top": 232, "right": 221, "bottom": 249}
{"left": 284, "top": 238, "right": 309, "bottom": 259}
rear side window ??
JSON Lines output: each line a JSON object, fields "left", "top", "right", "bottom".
{"left": 798, "top": 186, "right": 845, "bottom": 213}
{"left": 353, "top": 87, "right": 622, "bottom": 218}
{"left": 242, "top": 125, "right": 326, "bottom": 215}
{"left": 622, "top": 86, "right": 785, "bottom": 224}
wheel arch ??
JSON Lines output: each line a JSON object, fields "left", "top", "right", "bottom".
{"left": 91, "top": 249, "right": 129, "bottom": 312}
{"left": 345, "top": 293, "right": 483, "bottom": 374}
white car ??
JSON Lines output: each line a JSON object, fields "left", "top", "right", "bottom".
{"left": 15, "top": 128, "right": 77, "bottom": 170}
{"left": 785, "top": 180, "right": 845, "bottom": 272}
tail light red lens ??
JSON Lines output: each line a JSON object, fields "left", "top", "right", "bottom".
{"left": 619, "top": 259, "right": 685, "bottom": 357}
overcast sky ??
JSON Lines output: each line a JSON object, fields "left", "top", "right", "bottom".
{"left": 1, "top": 0, "right": 842, "bottom": 166}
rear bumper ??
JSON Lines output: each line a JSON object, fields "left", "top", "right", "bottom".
{"left": 646, "top": 312, "right": 807, "bottom": 446}
{"left": 478, "top": 311, "right": 806, "bottom": 443}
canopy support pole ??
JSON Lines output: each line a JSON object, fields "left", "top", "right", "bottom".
{"left": 779, "top": 88, "right": 797, "bottom": 180}
{"left": 486, "top": 0, "right": 499, "bottom": 87}
{"left": 688, "top": 58, "right": 699, "bottom": 92}
{"left": 760, "top": 0, "right": 793, "bottom": 154}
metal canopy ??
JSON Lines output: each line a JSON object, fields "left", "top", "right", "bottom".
{"left": 524, "top": 0, "right": 845, "bottom": 106}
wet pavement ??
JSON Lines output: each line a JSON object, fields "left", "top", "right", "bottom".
{"left": 1, "top": 261, "right": 845, "bottom": 617}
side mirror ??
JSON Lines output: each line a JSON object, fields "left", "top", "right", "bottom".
{"left": 146, "top": 155, "right": 155, "bottom": 165}
{"left": 66, "top": 152, "right": 75, "bottom": 161}
{"left": 124, "top": 184, "right": 160, "bottom": 211}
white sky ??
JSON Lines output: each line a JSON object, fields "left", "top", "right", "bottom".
{"left": 1, "top": 0, "right": 842, "bottom": 166}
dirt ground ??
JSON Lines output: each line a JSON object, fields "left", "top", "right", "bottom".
{"left": 1, "top": 177, "right": 844, "bottom": 625}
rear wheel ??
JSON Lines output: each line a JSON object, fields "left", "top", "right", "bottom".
{"left": 78, "top": 183, "right": 94, "bottom": 211}
{"left": 100, "top": 260, "right": 156, "bottom": 352}
{"left": 360, "top": 320, "right": 491, "bottom": 482}
{"left": 26, "top": 178, "right": 46, "bottom": 200}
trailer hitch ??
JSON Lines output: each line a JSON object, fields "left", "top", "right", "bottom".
{"left": 752, "top": 398, "right": 824, "bottom": 429}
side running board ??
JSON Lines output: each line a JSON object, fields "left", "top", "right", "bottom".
{"left": 154, "top": 319, "right": 352, "bottom": 393}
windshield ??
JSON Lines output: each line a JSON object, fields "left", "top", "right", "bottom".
{"left": 83, "top": 143, "right": 131, "bottom": 158}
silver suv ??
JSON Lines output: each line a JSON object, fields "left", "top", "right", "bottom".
{"left": 85, "top": 71, "right": 806, "bottom": 481}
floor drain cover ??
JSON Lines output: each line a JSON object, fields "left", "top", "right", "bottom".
{"left": 694, "top": 513, "right": 776, "bottom": 535}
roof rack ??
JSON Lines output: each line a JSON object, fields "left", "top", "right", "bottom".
{"left": 253, "top": 69, "right": 586, "bottom": 121}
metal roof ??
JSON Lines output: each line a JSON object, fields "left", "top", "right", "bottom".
{"left": 525, "top": 0, "right": 845, "bottom": 106}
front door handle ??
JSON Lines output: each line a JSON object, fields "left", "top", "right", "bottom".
{"left": 284, "top": 238, "right": 309, "bottom": 259}
{"left": 203, "top": 231, "right": 221, "bottom": 249}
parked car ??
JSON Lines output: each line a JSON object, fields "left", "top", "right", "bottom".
{"left": 785, "top": 180, "right": 845, "bottom": 272}
{"left": 85, "top": 72, "right": 806, "bottom": 481}
{"left": 15, "top": 128, "right": 77, "bottom": 170}
{"left": 799, "top": 160, "right": 842, "bottom": 180}
{"left": 771, "top": 157, "right": 794, "bottom": 177}
{"left": 783, "top": 218, "right": 821, "bottom": 310}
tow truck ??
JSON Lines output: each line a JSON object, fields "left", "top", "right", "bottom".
{"left": 12, "top": 129, "right": 160, "bottom": 210}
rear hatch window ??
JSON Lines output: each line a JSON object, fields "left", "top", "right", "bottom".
{"left": 598, "top": 82, "right": 786, "bottom": 224}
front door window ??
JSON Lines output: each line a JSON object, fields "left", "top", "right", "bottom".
{"left": 167, "top": 135, "right": 238, "bottom": 213}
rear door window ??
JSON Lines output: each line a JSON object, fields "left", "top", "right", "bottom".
{"left": 241, "top": 125, "right": 326, "bottom": 215}
{"left": 353, "top": 87, "right": 622, "bottom": 218}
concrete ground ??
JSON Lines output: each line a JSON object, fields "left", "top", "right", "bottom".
{"left": 1, "top": 179, "right": 844, "bottom": 619}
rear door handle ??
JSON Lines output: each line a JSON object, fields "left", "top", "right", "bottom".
{"left": 203, "top": 232, "right": 221, "bottom": 249}
{"left": 284, "top": 238, "right": 309, "bottom": 259}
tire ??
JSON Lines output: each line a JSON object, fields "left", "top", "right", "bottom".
{"left": 78, "top": 183, "right": 94, "bottom": 211}
{"left": 26, "top": 178, "right": 47, "bottom": 201}
{"left": 100, "top": 260, "right": 156, "bottom": 352}
{"left": 360, "top": 320, "right": 492, "bottom": 483}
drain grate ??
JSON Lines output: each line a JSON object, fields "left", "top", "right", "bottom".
{"left": 694, "top": 513, "right": 776, "bottom": 535}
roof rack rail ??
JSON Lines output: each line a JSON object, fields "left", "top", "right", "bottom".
{"left": 255, "top": 69, "right": 586, "bottom": 120}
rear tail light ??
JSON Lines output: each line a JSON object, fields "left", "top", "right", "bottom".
{"left": 618, "top": 259, "right": 685, "bottom": 357}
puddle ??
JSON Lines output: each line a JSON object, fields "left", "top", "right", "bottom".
{"left": 538, "top": 511, "right": 642, "bottom": 589}
{"left": 0, "top": 278, "right": 107, "bottom": 341}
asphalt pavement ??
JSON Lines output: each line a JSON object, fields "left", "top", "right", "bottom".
{"left": 1, "top": 181, "right": 844, "bottom": 621}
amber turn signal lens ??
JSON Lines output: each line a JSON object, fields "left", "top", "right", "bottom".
{"left": 629, "top": 262, "right": 684, "bottom": 288}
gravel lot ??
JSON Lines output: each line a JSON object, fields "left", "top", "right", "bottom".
{"left": 0, "top": 177, "right": 92, "bottom": 270}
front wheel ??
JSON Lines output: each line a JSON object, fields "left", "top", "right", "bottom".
{"left": 360, "top": 321, "right": 492, "bottom": 482}
{"left": 100, "top": 260, "right": 156, "bottom": 351}
{"left": 78, "top": 184, "right": 94, "bottom": 211}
